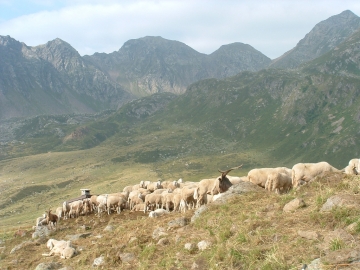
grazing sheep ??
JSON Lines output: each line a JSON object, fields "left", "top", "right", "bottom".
{"left": 68, "top": 200, "right": 83, "bottom": 218}
{"left": 123, "top": 185, "right": 133, "bottom": 193}
{"left": 129, "top": 193, "right": 144, "bottom": 210}
{"left": 62, "top": 201, "right": 70, "bottom": 219}
{"left": 55, "top": 206, "right": 63, "bottom": 220}
{"left": 144, "top": 193, "right": 163, "bottom": 213}
{"left": 139, "top": 180, "right": 151, "bottom": 189}
{"left": 131, "top": 203, "right": 145, "bottom": 212}
{"left": 96, "top": 194, "right": 108, "bottom": 213}
{"left": 106, "top": 194, "right": 127, "bottom": 214}
{"left": 292, "top": 161, "right": 341, "bottom": 187}
{"left": 152, "top": 188, "right": 167, "bottom": 195}
{"left": 265, "top": 171, "right": 292, "bottom": 194}
{"left": 180, "top": 186, "right": 197, "bottom": 212}
{"left": 248, "top": 167, "right": 292, "bottom": 188}
{"left": 148, "top": 209, "right": 170, "bottom": 218}
{"left": 146, "top": 180, "right": 162, "bottom": 192}
{"left": 97, "top": 202, "right": 107, "bottom": 216}
{"left": 163, "top": 193, "right": 182, "bottom": 212}
{"left": 82, "top": 199, "right": 92, "bottom": 215}
{"left": 89, "top": 195, "right": 98, "bottom": 212}
{"left": 228, "top": 175, "right": 248, "bottom": 184}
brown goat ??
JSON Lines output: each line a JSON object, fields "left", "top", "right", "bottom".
{"left": 45, "top": 209, "right": 58, "bottom": 229}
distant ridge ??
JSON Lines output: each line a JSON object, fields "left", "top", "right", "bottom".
{"left": 84, "top": 36, "right": 271, "bottom": 97}
{"left": 269, "top": 10, "right": 360, "bottom": 69}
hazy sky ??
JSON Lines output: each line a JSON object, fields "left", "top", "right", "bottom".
{"left": 0, "top": 0, "right": 359, "bottom": 59}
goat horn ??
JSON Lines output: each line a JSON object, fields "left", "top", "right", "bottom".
{"left": 218, "top": 164, "right": 243, "bottom": 175}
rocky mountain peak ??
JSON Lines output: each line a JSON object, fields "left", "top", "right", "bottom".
{"left": 0, "top": 35, "right": 23, "bottom": 50}
{"left": 269, "top": 10, "right": 360, "bottom": 69}
{"left": 31, "top": 38, "right": 83, "bottom": 72}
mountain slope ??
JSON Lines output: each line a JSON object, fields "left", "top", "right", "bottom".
{"left": 0, "top": 36, "right": 133, "bottom": 120}
{"left": 269, "top": 10, "right": 360, "bottom": 69}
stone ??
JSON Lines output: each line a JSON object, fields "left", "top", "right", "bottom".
{"left": 32, "top": 226, "right": 52, "bottom": 239}
{"left": 118, "top": 252, "right": 136, "bottom": 263}
{"left": 10, "top": 241, "right": 32, "bottom": 254}
{"left": 320, "top": 246, "right": 360, "bottom": 265}
{"left": 184, "top": 243, "right": 196, "bottom": 251}
{"left": 168, "top": 217, "right": 190, "bottom": 229}
{"left": 93, "top": 255, "right": 105, "bottom": 267}
{"left": 320, "top": 194, "right": 360, "bottom": 212}
{"left": 191, "top": 205, "right": 208, "bottom": 223}
{"left": 197, "top": 240, "right": 211, "bottom": 251}
{"left": 306, "top": 258, "right": 321, "bottom": 270}
{"left": 34, "top": 262, "right": 62, "bottom": 270}
{"left": 283, "top": 198, "right": 306, "bottom": 212}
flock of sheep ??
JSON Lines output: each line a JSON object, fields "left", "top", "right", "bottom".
{"left": 36, "top": 159, "right": 359, "bottom": 228}
{"left": 33, "top": 159, "right": 359, "bottom": 260}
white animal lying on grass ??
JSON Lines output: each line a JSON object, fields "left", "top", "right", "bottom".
{"left": 148, "top": 209, "right": 170, "bottom": 218}
{"left": 42, "top": 239, "right": 76, "bottom": 259}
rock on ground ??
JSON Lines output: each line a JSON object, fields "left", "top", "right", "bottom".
{"left": 34, "top": 262, "right": 63, "bottom": 270}
{"left": 283, "top": 198, "right": 306, "bottom": 212}
{"left": 320, "top": 194, "right": 360, "bottom": 212}
{"left": 197, "top": 240, "right": 211, "bottom": 251}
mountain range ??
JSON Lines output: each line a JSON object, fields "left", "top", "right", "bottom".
{"left": 1, "top": 10, "right": 360, "bottom": 169}
{"left": 1, "top": 10, "right": 359, "bottom": 121}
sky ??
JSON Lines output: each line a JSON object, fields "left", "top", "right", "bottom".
{"left": 0, "top": 0, "right": 359, "bottom": 59}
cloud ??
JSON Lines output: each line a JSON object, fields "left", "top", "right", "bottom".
{"left": 0, "top": 0, "right": 359, "bottom": 59}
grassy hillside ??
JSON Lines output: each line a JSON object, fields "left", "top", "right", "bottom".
{"left": 2, "top": 173, "right": 360, "bottom": 269}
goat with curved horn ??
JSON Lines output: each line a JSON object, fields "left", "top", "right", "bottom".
{"left": 218, "top": 164, "right": 243, "bottom": 176}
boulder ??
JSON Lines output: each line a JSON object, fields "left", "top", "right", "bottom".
{"left": 283, "top": 198, "right": 306, "bottom": 212}
{"left": 168, "top": 217, "right": 190, "bottom": 229}
{"left": 34, "top": 262, "right": 62, "bottom": 270}
{"left": 320, "top": 194, "right": 360, "bottom": 212}
{"left": 118, "top": 252, "right": 136, "bottom": 263}
{"left": 32, "top": 226, "right": 52, "bottom": 239}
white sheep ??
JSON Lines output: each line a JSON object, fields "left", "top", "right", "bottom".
{"left": 131, "top": 203, "right": 145, "bottom": 212}
{"left": 43, "top": 239, "right": 74, "bottom": 258}
{"left": 265, "top": 171, "right": 292, "bottom": 194}
{"left": 148, "top": 209, "right": 170, "bottom": 218}
{"left": 292, "top": 162, "right": 341, "bottom": 187}
{"left": 60, "top": 241, "right": 76, "bottom": 259}
{"left": 144, "top": 193, "right": 163, "bottom": 213}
